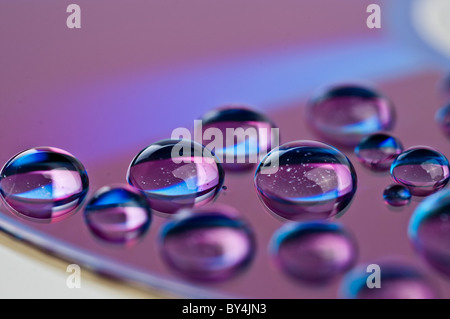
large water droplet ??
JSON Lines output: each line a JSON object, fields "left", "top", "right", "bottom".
{"left": 270, "top": 221, "right": 357, "bottom": 284}
{"left": 0, "top": 147, "right": 89, "bottom": 220}
{"left": 200, "top": 106, "right": 276, "bottom": 172}
{"left": 383, "top": 184, "right": 411, "bottom": 207}
{"left": 127, "top": 139, "right": 224, "bottom": 215}
{"left": 409, "top": 189, "right": 450, "bottom": 276}
{"left": 158, "top": 206, "right": 255, "bottom": 281}
{"left": 307, "top": 85, "right": 395, "bottom": 146}
{"left": 254, "top": 140, "right": 357, "bottom": 221}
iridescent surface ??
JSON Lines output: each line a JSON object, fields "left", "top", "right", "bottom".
{"left": 354, "top": 133, "right": 403, "bottom": 170}
{"left": 84, "top": 185, "right": 152, "bottom": 244}
{"left": 340, "top": 261, "right": 437, "bottom": 299}
{"left": 383, "top": 184, "right": 411, "bottom": 207}
{"left": 254, "top": 140, "right": 357, "bottom": 221}
{"left": 306, "top": 85, "right": 395, "bottom": 146}
{"left": 390, "top": 146, "right": 450, "bottom": 196}
{"left": 159, "top": 207, "right": 255, "bottom": 281}
{"left": 200, "top": 106, "right": 276, "bottom": 172}
{"left": 127, "top": 139, "right": 224, "bottom": 215}
{"left": 0, "top": 147, "right": 89, "bottom": 220}
{"left": 435, "top": 103, "right": 450, "bottom": 135}
{"left": 270, "top": 222, "right": 357, "bottom": 284}
{"left": 409, "top": 189, "right": 450, "bottom": 276}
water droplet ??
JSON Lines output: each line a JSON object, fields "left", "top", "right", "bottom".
{"left": 390, "top": 146, "right": 450, "bottom": 196}
{"left": 340, "top": 261, "right": 437, "bottom": 299}
{"left": 159, "top": 206, "right": 255, "bottom": 281}
{"left": 307, "top": 85, "right": 395, "bottom": 146}
{"left": 200, "top": 106, "right": 276, "bottom": 172}
{"left": 270, "top": 221, "right": 357, "bottom": 284}
{"left": 435, "top": 103, "right": 450, "bottom": 135}
{"left": 84, "top": 185, "right": 152, "bottom": 244}
{"left": 0, "top": 147, "right": 89, "bottom": 220}
{"left": 383, "top": 184, "right": 411, "bottom": 207}
{"left": 127, "top": 139, "right": 224, "bottom": 215}
{"left": 254, "top": 140, "right": 357, "bottom": 221}
{"left": 355, "top": 133, "right": 403, "bottom": 170}
{"left": 409, "top": 189, "right": 450, "bottom": 276}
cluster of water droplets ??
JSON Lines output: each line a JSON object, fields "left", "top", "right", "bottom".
{"left": 0, "top": 77, "right": 449, "bottom": 296}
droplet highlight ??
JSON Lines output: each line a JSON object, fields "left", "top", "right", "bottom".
{"left": 390, "top": 146, "right": 450, "bottom": 196}
{"left": 307, "top": 85, "right": 395, "bottom": 146}
{"left": 0, "top": 147, "right": 89, "bottom": 220}
{"left": 254, "top": 140, "right": 357, "bottom": 221}
{"left": 270, "top": 221, "right": 357, "bottom": 284}
{"left": 127, "top": 139, "right": 224, "bottom": 214}
{"left": 84, "top": 185, "right": 152, "bottom": 244}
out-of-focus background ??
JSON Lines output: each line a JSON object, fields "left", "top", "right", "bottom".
{"left": 0, "top": 0, "right": 449, "bottom": 298}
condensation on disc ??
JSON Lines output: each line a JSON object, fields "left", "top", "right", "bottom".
{"left": 269, "top": 221, "right": 357, "bottom": 284}
{"left": 158, "top": 206, "right": 255, "bottom": 282}
{"left": 306, "top": 85, "right": 395, "bottom": 146}
{"left": 339, "top": 261, "right": 437, "bottom": 299}
{"left": 390, "top": 146, "right": 450, "bottom": 196}
{"left": 0, "top": 147, "right": 89, "bottom": 221}
{"left": 200, "top": 106, "right": 277, "bottom": 172}
{"left": 127, "top": 139, "right": 224, "bottom": 215}
{"left": 84, "top": 185, "right": 152, "bottom": 244}
{"left": 254, "top": 140, "right": 357, "bottom": 221}
{"left": 354, "top": 133, "right": 403, "bottom": 171}
{"left": 409, "top": 189, "right": 450, "bottom": 276}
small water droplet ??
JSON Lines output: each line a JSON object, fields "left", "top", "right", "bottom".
{"left": 383, "top": 184, "right": 411, "bottom": 207}
{"left": 307, "top": 85, "right": 395, "bottom": 146}
{"left": 390, "top": 146, "right": 449, "bottom": 196}
{"left": 84, "top": 185, "right": 152, "bottom": 244}
{"left": 355, "top": 133, "right": 403, "bottom": 171}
